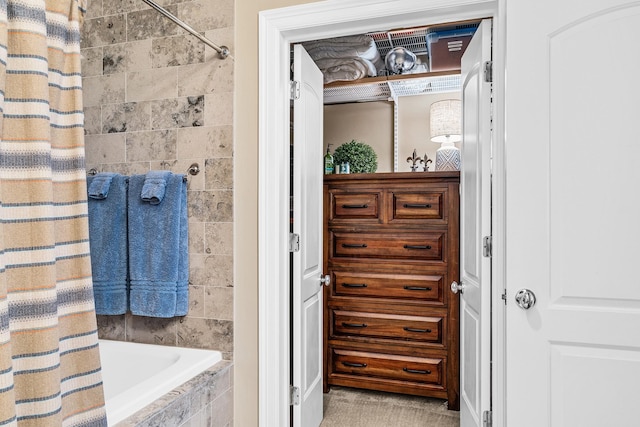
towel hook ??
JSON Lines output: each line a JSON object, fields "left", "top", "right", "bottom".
{"left": 187, "top": 163, "right": 200, "bottom": 176}
{"left": 87, "top": 168, "right": 98, "bottom": 176}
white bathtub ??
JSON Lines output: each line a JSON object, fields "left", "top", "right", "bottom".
{"left": 98, "top": 339, "right": 223, "bottom": 426}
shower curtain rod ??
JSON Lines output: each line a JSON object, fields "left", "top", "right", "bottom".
{"left": 141, "top": 0, "right": 230, "bottom": 59}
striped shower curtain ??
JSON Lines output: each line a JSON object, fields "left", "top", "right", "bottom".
{"left": 0, "top": 0, "right": 107, "bottom": 426}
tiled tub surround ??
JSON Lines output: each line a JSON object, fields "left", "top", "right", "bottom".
{"left": 81, "top": 0, "right": 235, "bottom": 360}
{"left": 114, "top": 360, "right": 233, "bottom": 427}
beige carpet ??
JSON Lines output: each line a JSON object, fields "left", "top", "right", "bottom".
{"left": 320, "top": 387, "right": 460, "bottom": 427}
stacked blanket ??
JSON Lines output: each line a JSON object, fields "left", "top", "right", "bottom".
{"left": 303, "top": 35, "right": 384, "bottom": 83}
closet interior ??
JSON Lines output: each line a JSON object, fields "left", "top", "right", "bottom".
{"left": 293, "top": 17, "right": 483, "bottom": 413}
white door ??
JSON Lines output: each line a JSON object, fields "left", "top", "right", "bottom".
{"left": 458, "top": 19, "right": 492, "bottom": 427}
{"left": 292, "top": 44, "right": 325, "bottom": 427}
{"left": 506, "top": 1, "right": 640, "bottom": 425}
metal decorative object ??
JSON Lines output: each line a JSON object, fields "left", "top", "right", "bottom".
{"left": 423, "top": 154, "right": 433, "bottom": 171}
{"left": 406, "top": 149, "right": 423, "bottom": 171}
{"left": 385, "top": 47, "right": 417, "bottom": 74}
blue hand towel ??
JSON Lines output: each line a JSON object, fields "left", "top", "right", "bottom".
{"left": 128, "top": 173, "right": 189, "bottom": 317}
{"left": 88, "top": 172, "right": 117, "bottom": 199}
{"left": 87, "top": 174, "right": 128, "bottom": 315}
{"left": 140, "top": 170, "right": 172, "bottom": 205}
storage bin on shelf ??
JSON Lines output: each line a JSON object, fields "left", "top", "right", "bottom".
{"left": 426, "top": 24, "right": 478, "bottom": 72}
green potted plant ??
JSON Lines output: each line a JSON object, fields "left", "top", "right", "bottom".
{"left": 333, "top": 140, "right": 378, "bottom": 173}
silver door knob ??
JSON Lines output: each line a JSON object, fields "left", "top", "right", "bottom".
{"left": 515, "top": 289, "right": 536, "bottom": 309}
{"left": 450, "top": 281, "right": 465, "bottom": 294}
{"left": 319, "top": 274, "right": 331, "bottom": 287}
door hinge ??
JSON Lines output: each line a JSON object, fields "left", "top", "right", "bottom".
{"left": 290, "top": 80, "right": 300, "bottom": 100}
{"left": 289, "top": 233, "right": 300, "bottom": 252}
{"left": 290, "top": 385, "right": 300, "bottom": 406}
{"left": 483, "top": 410, "right": 493, "bottom": 427}
{"left": 484, "top": 61, "right": 493, "bottom": 83}
{"left": 502, "top": 290, "right": 507, "bottom": 305}
{"left": 483, "top": 235, "right": 492, "bottom": 258}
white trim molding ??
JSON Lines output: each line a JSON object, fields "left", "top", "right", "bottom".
{"left": 257, "top": 1, "right": 504, "bottom": 426}
{"left": 490, "top": 2, "right": 508, "bottom": 425}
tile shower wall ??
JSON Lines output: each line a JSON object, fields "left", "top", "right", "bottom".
{"left": 81, "top": 0, "right": 234, "bottom": 360}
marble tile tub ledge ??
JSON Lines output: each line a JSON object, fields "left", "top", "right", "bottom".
{"left": 114, "top": 360, "right": 233, "bottom": 427}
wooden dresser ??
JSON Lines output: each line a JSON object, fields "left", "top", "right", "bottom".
{"left": 323, "top": 171, "right": 460, "bottom": 410}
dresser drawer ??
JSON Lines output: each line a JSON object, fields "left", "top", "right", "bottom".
{"left": 332, "top": 310, "right": 443, "bottom": 343}
{"left": 332, "top": 232, "right": 444, "bottom": 261}
{"left": 332, "top": 348, "right": 443, "bottom": 386}
{"left": 333, "top": 271, "right": 443, "bottom": 303}
{"left": 391, "top": 191, "right": 444, "bottom": 220}
{"left": 331, "top": 192, "right": 380, "bottom": 220}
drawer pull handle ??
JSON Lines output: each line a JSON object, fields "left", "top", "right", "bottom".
{"left": 403, "top": 244, "right": 432, "bottom": 250}
{"left": 342, "top": 204, "right": 369, "bottom": 209}
{"left": 403, "top": 286, "right": 432, "bottom": 291}
{"left": 403, "top": 327, "right": 432, "bottom": 333}
{"left": 342, "top": 283, "right": 368, "bottom": 288}
{"left": 343, "top": 362, "right": 367, "bottom": 368}
{"left": 403, "top": 203, "right": 432, "bottom": 209}
{"left": 342, "top": 322, "right": 367, "bottom": 328}
{"left": 403, "top": 368, "right": 431, "bottom": 375}
{"left": 342, "top": 243, "right": 368, "bottom": 248}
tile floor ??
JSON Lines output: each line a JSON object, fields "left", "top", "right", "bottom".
{"left": 320, "top": 387, "right": 460, "bottom": 427}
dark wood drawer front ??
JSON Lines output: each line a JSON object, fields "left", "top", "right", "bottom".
{"left": 392, "top": 192, "right": 443, "bottom": 220}
{"left": 333, "top": 349, "right": 443, "bottom": 385}
{"left": 333, "top": 271, "right": 443, "bottom": 302}
{"left": 332, "top": 193, "right": 380, "bottom": 219}
{"left": 333, "top": 233, "right": 443, "bottom": 260}
{"left": 333, "top": 310, "right": 442, "bottom": 343}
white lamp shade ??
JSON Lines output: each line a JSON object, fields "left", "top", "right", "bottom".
{"left": 430, "top": 99, "right": 462, "bottom": 143}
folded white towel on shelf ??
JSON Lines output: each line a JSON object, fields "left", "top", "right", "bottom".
{"left": 303, "top": 36, "right": 385, "bottom": 76}
{"left": 316, "top": 58, "right": 374, "bottom": 83}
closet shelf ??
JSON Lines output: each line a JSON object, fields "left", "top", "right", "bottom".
{"left": 323, "top": 70, "right": 461, "bottom": 105}
{"left": 320, "top": 18, "right": 481, "bottom": 105}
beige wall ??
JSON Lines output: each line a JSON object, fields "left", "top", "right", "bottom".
{"left": 324, "top": 102, "right": 394, "bottom": 173}
{"left": 235, "top": 1, "right": 320, "bottom": 426}
{"left": 397, "top": 92, "right": 462, "bottom": 173}
{"left": 324, "top": 93, "right": 462, "bottom": 175}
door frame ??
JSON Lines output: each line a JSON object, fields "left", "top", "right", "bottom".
{"left": 257, "top": 1, "right": 507, "bottom": 426}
